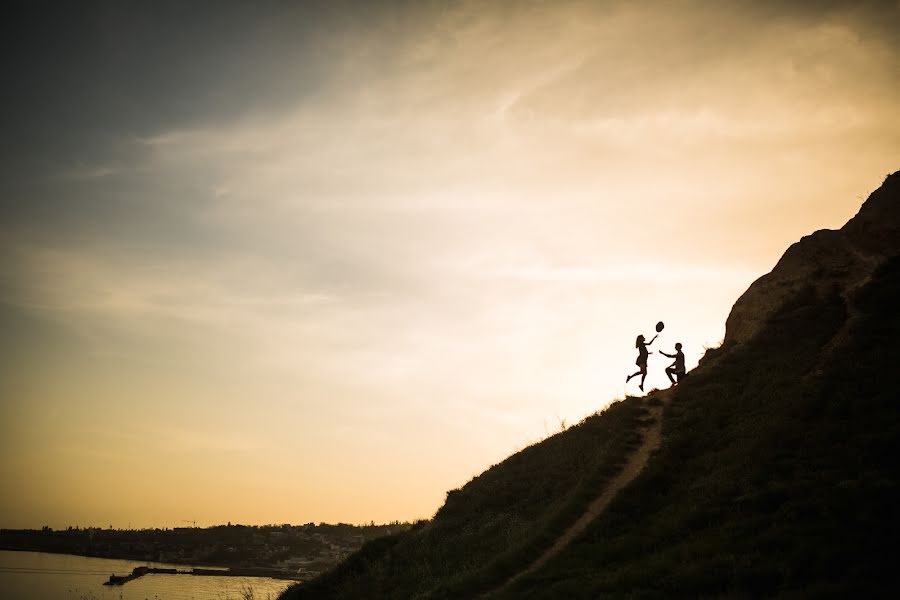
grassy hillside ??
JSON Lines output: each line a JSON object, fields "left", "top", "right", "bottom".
{"left": 282, "top": 394, "right": 655, "bottom": 599}
{"left": 501, "top": 256, "right": 900, "bottom": 598}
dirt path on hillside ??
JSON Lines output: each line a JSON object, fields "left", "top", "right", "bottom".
{"left": 482, "top": 391, "right": 669, "bottom": 597}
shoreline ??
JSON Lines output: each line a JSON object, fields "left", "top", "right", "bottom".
{"left": 0, "top": 547, "right": 230, "bottom": 571}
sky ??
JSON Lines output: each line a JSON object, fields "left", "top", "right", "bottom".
{"left": 1, "top": 0, "right": 899, "bottom": 530}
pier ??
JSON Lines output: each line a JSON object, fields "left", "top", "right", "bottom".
{"left": 104, "top": 565, "right": 303, "bottom": 586}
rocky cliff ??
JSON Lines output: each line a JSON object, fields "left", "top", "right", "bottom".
{"left": 724, "top": 171, "right": 900, "bottom": 346}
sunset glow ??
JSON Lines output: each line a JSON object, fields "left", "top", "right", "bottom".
{"left": 2, "top": 0, "right": 899, "bottom": 529}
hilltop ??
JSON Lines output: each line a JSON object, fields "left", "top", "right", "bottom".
{"left": 725, "top": 170, "right": 900, "bottom": 347}
{"left": 281, "top": 171, "right": 900, "bottom": 599}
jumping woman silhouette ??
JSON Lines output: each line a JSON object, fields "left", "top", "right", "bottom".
{"left": 626, "top": 333, "right": 658, "bottom": 392}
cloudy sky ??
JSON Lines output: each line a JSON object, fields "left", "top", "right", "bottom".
{"left": 1, "top": 0, "right": 898, "bottom": 529}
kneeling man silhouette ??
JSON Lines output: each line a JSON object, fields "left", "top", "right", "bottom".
{"left": 660, "top": 343, "right": 686, "bottom": 385}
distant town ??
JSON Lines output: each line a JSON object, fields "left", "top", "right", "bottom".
{"left": 0, "top": 522, "right": 411, "bottom": 580}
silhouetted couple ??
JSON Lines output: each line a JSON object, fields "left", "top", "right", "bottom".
{"left": 626, "top": 335, "right": 685, "bottom": 392}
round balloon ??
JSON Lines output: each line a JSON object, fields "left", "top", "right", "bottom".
{"left": 656, "top": 321, "right": 665, "bottom": 332}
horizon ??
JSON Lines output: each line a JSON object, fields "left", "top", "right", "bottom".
{"left": 2, "top": 521, "right": 404, "bottom": 531}
{"left": 2, "top": 0, "right": 899, "bottom": 530}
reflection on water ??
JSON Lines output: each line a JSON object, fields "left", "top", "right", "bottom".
{"left": 0, "top": 550, "right": 294, "bottom": 600}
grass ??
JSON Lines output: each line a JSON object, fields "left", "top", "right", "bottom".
{"left": 281, "top": 394, "right": 653, "bottom": 599}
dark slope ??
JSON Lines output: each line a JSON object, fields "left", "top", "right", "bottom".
{"left": 504, "top": 255, "right": 900, "bottom": 598}
{"left": 283, "top": 397, "right": 654, "bottom": 599}
{"left": 281, "top": 171, "right": 900, "bottom": 599}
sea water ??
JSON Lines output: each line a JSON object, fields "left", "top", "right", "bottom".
{"left": 0, "top": 550, "right": 294, "bottom": 600}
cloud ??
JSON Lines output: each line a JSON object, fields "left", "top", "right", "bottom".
{"left": 56, "top": 164, "right": 121, "bottom": 180}
{"left": 493, "top": 263, "right": 756, "bottom": 285}
{"left": 4, "top": 0, "right": 897, "bottom": 397}
{"left": 1, "top": 0, "right": 899, "bottom": 527}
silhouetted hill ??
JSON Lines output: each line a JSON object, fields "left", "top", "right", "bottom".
{"left": 281, "top": 171, "right": 900, "bottom": 599}
{"left": 284, "top": 398, "right": 655, "bottom": 598}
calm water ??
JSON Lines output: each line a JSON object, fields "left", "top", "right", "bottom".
{"left": 0, "top": 550, "right": 295, "bottom": 600}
